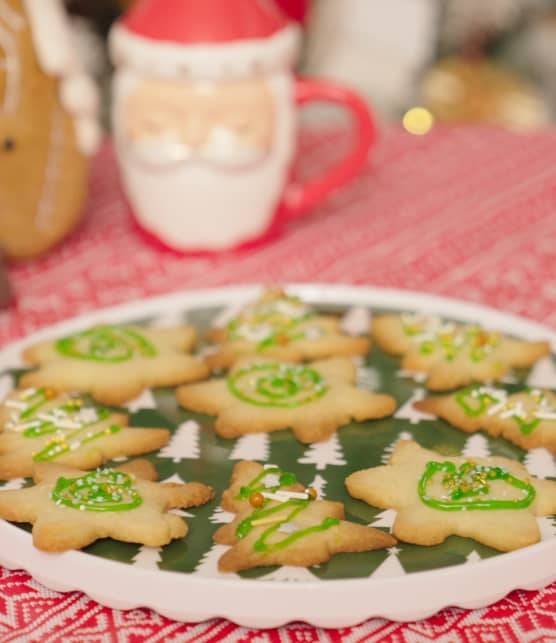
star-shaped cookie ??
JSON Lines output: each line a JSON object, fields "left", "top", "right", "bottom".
{"left": 0, "top": 459, "right": 214, "bottom": 551}
{"left": 346, "top": 440, "right": 556, "bottom": 552}
{"left": 0, "top": 387, "right": 171, "bottom": 479}
{"left": 206, "top": 290, "right": 370, "bottom": 370}
{"left": 176, "top": 357, "right": 396, "bottom": 443}
{"left": 415, "top": 385, "right": 556, "bottom": 455}
{"left": 21, "top": 324, "right": 209, "bottom": 405}
{"left": 371, "top": 313, "right": 549, "bottom": 391}
{"left": 214, "top": 461, "right": 396, "bottom": 573}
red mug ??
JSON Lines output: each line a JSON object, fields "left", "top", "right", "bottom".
{"left": 110, "top": 0, "right": 375, "bottom": 253}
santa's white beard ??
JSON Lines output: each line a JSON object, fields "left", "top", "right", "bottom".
{"left": 119, "top": 149, "right": 290, "bottom": 250}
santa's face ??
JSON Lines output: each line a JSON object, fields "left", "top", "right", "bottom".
{"left": 113, "top": 72, "right": 296, "bottom": 251}
{"left": 124, "top": 78, "right": 276, "bottom": 170}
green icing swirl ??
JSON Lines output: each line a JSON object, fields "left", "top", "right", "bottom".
{"left": 418, "top": 460, "right": 536, "bottom": 511}
{"left": 51, "top": 469, "right": 142, "bottom": 512}
{"left": 227, "top": 363, "right": 328, "bottom": 408}
{"left": 56, "top": 325, "right": 157, "bottom": 362}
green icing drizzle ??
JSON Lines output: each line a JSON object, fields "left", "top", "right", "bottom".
{"left": 237, "top": 467, "right": 297, "bottom": 499}
{"left": 51, "top": 469, "right": 142, "bottom": 512}
{"left": 227, "top": 363, "right": 328, "bottom": 408}
{"left": 34, "top": 424, "right": 120, "bottom": 462}
{"left": 418, "top": 460, "right": 536, "bottom": 511}
{"left": 235, "top": 467, "right": 339, "bottom": 552}
{"left": 237, "top": 499, "right": 340, "bottom": 552}
{"left": 455, "top": 386, "right": 543, "bottom": 434}
{"left": 19, "top": 389, "right": 50, "bottom": 420}
{"left": 56, "top": 325, "right": 157, "bottom": 362}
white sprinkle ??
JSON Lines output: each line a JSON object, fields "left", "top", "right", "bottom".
{"left": 5, "top": 400, "right": 27, "bottom": 410}
{"left": 278, "top": 522, "right": 299, "bottom": 535}
{"left": 264, "top": 464, "right": 278, "bottom": 470}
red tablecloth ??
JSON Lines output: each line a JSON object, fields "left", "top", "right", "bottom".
{"left": 1, "top": 126, "right": 556, "bottom": 641}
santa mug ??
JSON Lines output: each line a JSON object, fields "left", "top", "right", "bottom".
{"left": 110, "top": 0, "right": 376, "bottom": 253}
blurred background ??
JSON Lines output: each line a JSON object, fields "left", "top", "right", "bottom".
{"left": 68, "top": 0, "right": 556, "bottom": 132}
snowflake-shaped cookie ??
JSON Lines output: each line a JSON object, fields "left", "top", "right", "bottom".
{"left": 416, "top": 385, "right": 556, "bottom": 455}
{"left": 372, "top": 313, "right": 549, "bottom": 391}
{"left": 206, "top": 291, "right": 370, "bottom": 369}
{"left": 214, "top": 461, "right": 395, "bottom": 573}
{"left": 346, "top": 440, "right": 556, "bottom": 551}
{"left": 21, "top": 324, "right": 209, "bottom": 404}
{"left": 0, "top": 459, "right": 213, "bottom": 551}
{"left": 176, "top": 357, "right": 396, "bottom": 443}
{"left": 0, "top": 388, "right": 171, "bottom": 479}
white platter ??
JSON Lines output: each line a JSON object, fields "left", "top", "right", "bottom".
{"left": 0, "top": 284, "right": 554, "bottom": 628}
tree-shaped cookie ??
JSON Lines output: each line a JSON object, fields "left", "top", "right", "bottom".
{"left": 0, "top": 387, "right": 172, "bottom": 479}
{"left": 0, "top": 459, "right": 213, "bottom": 551}
{"left": 177, "top": 357, "right": 396, "bottom": 443}
{"left": 371, "top": 313, "right": 549, "bottom": 391}
{"left": 206, "top": 290, "right": 370, "bottom": 369}
{"left": 415, "top": 385, "right": 556, "bottom": 455}
{"left": 214, "top": 461, "right": 395, "bottom": 573}
{"left": 21, "top": 324, "right": 209, "bottom": 404}
{"left": 346, "top": 440, "right": 556, "bottom": 552}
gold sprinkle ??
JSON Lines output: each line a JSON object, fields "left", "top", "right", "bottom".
{"left": 403, "top": 107, "right": 434, "bottom": 136}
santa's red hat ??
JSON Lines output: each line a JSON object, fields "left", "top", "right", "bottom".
{"left": 110, "top": 0, "right": 301, "bottom": 79}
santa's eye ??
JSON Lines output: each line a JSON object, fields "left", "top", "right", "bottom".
{"left": 2, "top": 137, "right": 15, "bottom": 152}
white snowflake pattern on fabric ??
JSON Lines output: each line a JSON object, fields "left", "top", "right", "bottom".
{"left": 158, "top": 421, "right": 200, "bottom": 462}
{"left": 298, "top": 434, "right": 346, "bottom": 470}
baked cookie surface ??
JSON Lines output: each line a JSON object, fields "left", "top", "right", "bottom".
{"left": 0, "top": 459, "right": 213, "bottom": 551}
{"left": 371, "top": 313, "right": 549, "bottom": 391}
{"left": 206, "top": 291, "right": 370, "bottom": 369}
{"left": 346, "top": 441, "right": 556, "bottom": 552}
{"left": 21, "top": 324, "right": 209, "bottom": 405}
{"left": 0, "top": 387, "right": 170, "bottom": 479}
{"left": 415, "top": 386, "right": 556, "bottom": 455}
{"left": 214, "top": 461, "right": 395, "bottom": 573}
{"left": 177, "top": 357, "right": 396, "bottom": 443}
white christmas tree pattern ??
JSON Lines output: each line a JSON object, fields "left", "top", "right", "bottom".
{"left": 537, "top": 516, "right": 556, "bottom": 541}
{"left": 194, "top": 544, "right": 238, "bottom": 579}
{"left": 149, "top": 310, "right": 188, "bottom": 328}
{"left": 341, "top": 306, "right": 372, "bottom": 336}
{"left": 394, "top": 388, "right": 435, "bottom": 424}
{"left": 229, "top": 434, "right": 269, "bottom": 462}
{"left": 132, "top": 546, "right": 162, "bottom": 570}
{"left": 308, "top": 474, "right": 327, "bottom": 499}
{"left": 465, "top": 550, "right": 482, "bottom": 564}
{"left": 125, "top": 389, "right": 156, "bottom": 413}
{"left": 381, "top": 432, "right": 413, "bottom": 464}
{"left": 209, "top": 506, "right": 235, "bottom": 525}
{"left": 370, "top": 509, "right": 397, "bottom": 530}
{"left": 158, "top": 421, "right": 200, "bottom": 462}
{"left": 0, "top": 478, "right": 25, "bottom": 491}
{"left": 261, "top": 565, "right": 318, "bottom": 582}
{"left": 298, "top": 434, "right": 346, "bottom": 471}
{"left": 370, "top": 546, "right": 405, "bottom": 579}
{"left": 356, "top": 366, "right": 381, "bottom": 391}
{"left": 212, "top": 301, "right": 248, "bottom": 329}
{"left": 524, "top": 448, "right": 556, "bottom": 480}
{"left": 461, "top": 434, "right": 491, "bottom": 459}
{"left": 162, "top": 473, "right": 194, "bottom": 517}
{"left": 0, "top": 374, "right": 13, "bottom": 403}
{"left": 397, "top": 369, "right": 428, "bottom": 383}
{"left": 527, "top": 357, "right": 556, "bottom": 390}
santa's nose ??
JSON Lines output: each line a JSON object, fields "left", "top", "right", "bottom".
{"left": 181, "top": 116, "right": 210, "bottom": 149}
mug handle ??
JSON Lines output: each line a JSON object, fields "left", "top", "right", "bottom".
{"left": 281, "top": 77, "right": 377, "bottom": 219}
